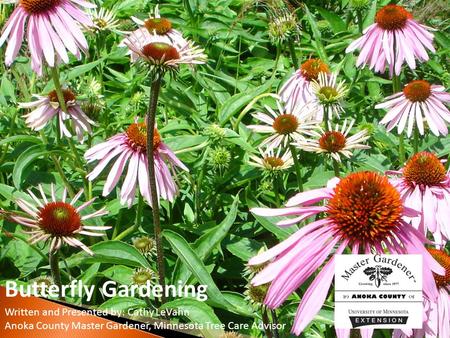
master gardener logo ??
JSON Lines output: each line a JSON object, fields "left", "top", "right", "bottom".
{"left": 363, "top": 265, "right": 393, "bottom": 288}
{"left": 334, "top": 254, "right": 422, "bottom": 329}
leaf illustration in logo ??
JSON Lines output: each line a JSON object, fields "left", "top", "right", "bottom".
{"left": 364, "top": 267, "right": 376, "bottom": 276}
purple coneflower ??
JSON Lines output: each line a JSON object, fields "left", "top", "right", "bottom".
{"left": 309, "top": 72, "right": 348, "bottom": 121}
{"left": 247, "top": 100, "right": 319, "bottom": 150}
{"left": 19, "top": 88, "right": 95, "bottom": 142}
{"left": 85, "top": 122, "right": 188, "bottom": 208}
{"left": 9, "top": 184, "right": 109, "bottom": 255}
{"left": 249, "top": 171, "right": 444, "bottom": 336}
{"left": 388, "top": 152, "right": 450, "bottom": 244}
{"left": 376, "top": 80, "right": 450, "bottom": 137}
{"left": 125, "top": 5, "right": 188, "bottom": 62}
{"left": 279, "top": 58, "right": 329, "bottom": 111}
{"left": 0, "top": 0, "right": 95, "bottom": 75}
{"left": 346, "top": 4, "right": 435, "bottom": 76}
{"left": 294, "top": 119, "right": 370, "bottom": 162}
{"left": 123, "top": 25, "right": 206, "bottom": 70}
{"left": 249, "top": 147, "right": 293, "bottom": 173}
{"left": 394, "top": 249, "right": 449, "bottom": 338}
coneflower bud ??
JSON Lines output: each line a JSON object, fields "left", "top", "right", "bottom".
{"left": 204, "top": 124, "right": 226, "bottom": 142}
{"left": 209, "top": 147, "right": 231, "bottom": 172}
{"left": 219, "top": 332, "right": 244, "bottom": 338}
{"left": 132, "top": 236, "right": 157, "bottom": 257}
{"left": 349, "top": 0, "right": 371, "bottom": 10}
{"left": 268, "top": 12, "right": 299, "bottom": 44}
{"left": 131, "top": 268, "right": 158, "bottom": 286}
{"left": 31, "top": 276, "right": 54, "bottom": 287}
{"left": 244, "top": 283, "right": 269, "bottom": 306}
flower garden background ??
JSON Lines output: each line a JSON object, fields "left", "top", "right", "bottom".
{"left": 0, "top": 0, "right": 449, "bottom": 337}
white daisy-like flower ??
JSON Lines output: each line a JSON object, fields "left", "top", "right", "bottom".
{"left": 124, "top": 29, "right": 206, "bottom": 71}
{"left": 376, "top": 80, "right": 450, "bottom": 137}
{"left": 247, "top": 100, "right": 320, "bottom": 150}
{"left": 9, "top": 184, "right": 110, "bottom": 255}
{"left": 249, "top": 147, "right": 294, "bottom": 172}
{"left": 310, "top": 72, "right": 348, "bottom": 121}
{"left": 88, "top": 7, "right": 121, "bottom": 33}
{"left": 294, "top": 120, "right": 370, "bottom": 162}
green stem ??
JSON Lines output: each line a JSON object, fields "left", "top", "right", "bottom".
{"left": 50, "top": 67, "right": 89, "bottom": 197}
{"left": 288, "top": 39, "right": 299, "bottom": 69}
{"left": 261, "top": 307, "right": 273, "bottom": 338}
{"left": 49, "top": 251, "right": 64, "bottom": 300}
{"left": 413, "top": 127, "right": 419, "bottom": 154}
{"left": 356, "top": 10, "right": 363, "bottom": 34}
{"left": 273, "top": 175, "right": 281, "bottom": 207}
{"left": 114, "top": 194, "right": 144, "bottom": 241}
{"left": 392, "top": 75, "right": 405, "bottom": 164}
{"left": 39, "top": 131, "right": 75, "bottom": 198}
{"left": 333, "top": 158, "right": 341, "bottom": 177}
{"left": 50, "top": 67, "right": 65, "bottom": 145}
{"left": 289, "top": 144, "right": 303, "bottom": 192}
{"left": 67, "top": 139, "right": 90, "bottom": 200}
{"left": 270, "top": 44, "right": 281, "bottom": 81}
{"left": 146, "top": 73, "right": 166, "bottom": 304}
{"left": 271, "top": 309, "right": 280, "bottom": 338}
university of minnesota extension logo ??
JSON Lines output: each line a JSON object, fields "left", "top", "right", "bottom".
{"left": 335, "top": 254, "right": 422, "bottom": 329}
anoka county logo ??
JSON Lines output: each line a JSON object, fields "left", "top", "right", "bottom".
{"left": 364, "top": 265, "right": 393, "bottom": 288}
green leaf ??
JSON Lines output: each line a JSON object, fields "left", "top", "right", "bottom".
{"left": 1, "top": 74, "right": 16, "bottom": 102}
{"left": 225, "top": 235, "right": 263, "bottom": 261}
{"left": 162, "top": 230, "right": 235, "bottom": 312}
{"left": 317, "top": 7, "right": 346, "bottom": 33}
{"left": 222, "top": 291, "right": 255, "bottom": 317}
{"left": 363, "top": 0, "right": 378, "bottom": 29}
{"left": 0, "top": 135, "right": 42, "bottom": 147}
{"left": 3, "top": 239, "right": 43, "bottom": 277}
{"left": 218, "top": 81, "right": 272, "bottom": 125}
{"left": 79, "top": 263, "right": 100, "bottom": 286}
{"left": 173, "top": 195, "right": 239, "bottom": 285}
{"left": 12, "top": 145, "right": 47, "bottom": 189}
{"left": 98, "top": 297, "right": 146, "bottom": 311}
{"left": 86, "top": 241, "right": 151, "bottom": 268}
{"left": 304, "top": 5, "right": 329, "bottom": 62}
{"left": 102, "top": 265, "right": 134, "bottom": 285}
{"left": 160, "top": 299, "right": 223, "bottom": 338}
{"left": 66, "top": 59, "right": 103, "bottom": 81}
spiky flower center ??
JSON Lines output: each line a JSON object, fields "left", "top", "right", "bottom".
{"left": 272, "top": 114, "right": 298, "bottom": 135}
{"left": 403, "top": 80, "right": 431, "bottom": 102}
{"left": 318, "top": 86, "right": 339, "bottom": 103}
{"left": 403, "top": 152, "right": 446, "bottom": 186}
{"left": 246, "top": 284, "right": 268, "bottom": 304}
{"left": 38, "top": 202, "right": 81, "bottom": 236}
{"left": 141, "top": 42, "right": 180, "bottom": 62}
{"left": 300, "top": 59, "right": 329, "bottom": 81}
{"left": 48, "top": 89, "right": 76, "bottom": 104}
{"left": 132, "top": 268, "right": 157, "bottom": 285}
{"left": 125, "top": 123, "right": 161, "bottom": 152}
{"left": 375, "top": 5, "right": 412, "bottom": 31}
{"left": 428, "top": 248, "right": 450, "bottom": 288}
{"left": 319, "top": 131, "right": 346, "bottom": 152}
{"left": 32, "top": 276, "right": 53, "bottom": 287}
{"left": 144, "top": 18, "right": 172, "bottom": 35}
{"left": 264, "top": 156, "right": 284, "bottom": 169}
{"left": 327, "top": 172, "right": 403, "bottom": 244}
{"left": 93, "top": 18, "right": 108, "bottom": 29}
{"left": 133, "top": 236, "right": 156, "bottom": 254}
{"left": 20, "top": 0, "right": 60, "bottom": 14}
